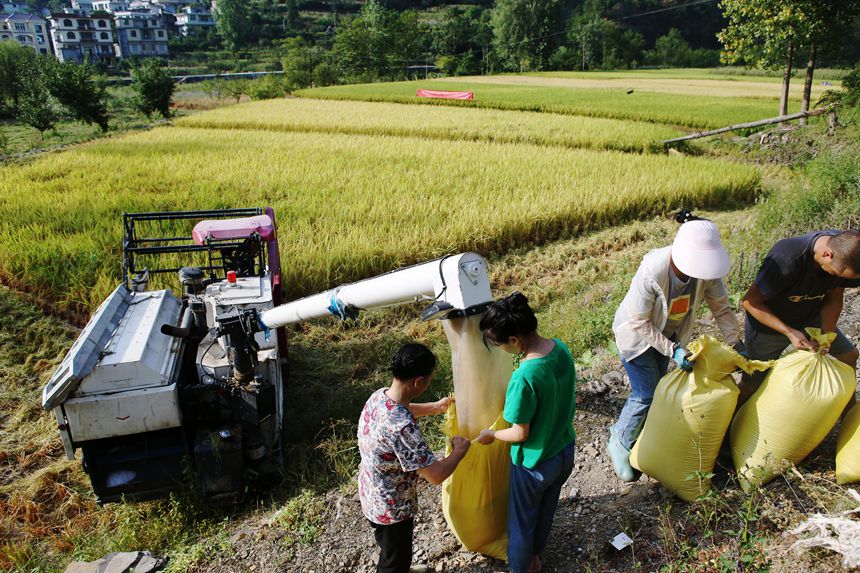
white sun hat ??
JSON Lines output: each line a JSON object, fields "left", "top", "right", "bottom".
{"left": 671, "top": 220, "right": 730, "bottom": 280}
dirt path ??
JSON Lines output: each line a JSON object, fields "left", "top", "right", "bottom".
{"left": 198, "top": 291, "right": 860, "bottom": 573}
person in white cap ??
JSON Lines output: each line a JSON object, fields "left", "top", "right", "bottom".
{"left": 607, "top": 212, "right": 743, "bottom": 482}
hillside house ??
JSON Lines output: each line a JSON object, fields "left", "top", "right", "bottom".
{"left": 1, "top": 13, "right": 50, "bottom": 54}
{"left": 48, "top": 12, "right": 115, "bottom": 64}
{"left": 174, "top": 3, "right": 213, "bottom": 36}
{"left": 114, "top": 8, "right": 169, "bottom": 58}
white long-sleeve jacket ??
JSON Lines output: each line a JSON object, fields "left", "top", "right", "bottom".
{"left": 612, "top": 246, "right": 741, "bottom": 362}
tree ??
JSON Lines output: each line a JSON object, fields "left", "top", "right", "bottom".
{"left": 490, "top": 0, "right": 567, "bottom": 72}
{"left": 43, "top": 59, "right": 110, "bottom": 132}
{"left": 214, "top": 0, "right": 252, "bottom": 52}
{"left": 281, "top": 37, "right": 319, "bottom": 88}
{"left": 18, "top": 64, "right": 57, "bottom": 134}
{"left": 131, "top": 60, "right": 175, "bottom": 119}
{"left": 222, "top": 79, "right": 249, "bottom": 104}
{"left": 333, "top": 0, "right": 410, "bottom": 81}
{"left": 720, "top": 0, "right": 860, "bottom": 118}
{"left": 0, "top": 40, "right": 35, "bottom": 112}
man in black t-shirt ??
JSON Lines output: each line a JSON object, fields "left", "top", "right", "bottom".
{"left": 739, "top": 230, "right": 860, "bottom": 404}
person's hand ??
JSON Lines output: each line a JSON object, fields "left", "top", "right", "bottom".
{"left": 476, "top": 429, "right": 496, "bottom": 445}
{"left": 817, "top": 333, "right": 833, "bottom": 355}
{"left": 451, "top": 435, "right": 470, "bottom": 455}
{"left": 435, "top": 396, "right": 453, "bottom": 415}
{"left": 788, "top": 329, "right": 819, "bottom": 352}
{"left": 673, "top": 346, "right": 694, "bottom": 372}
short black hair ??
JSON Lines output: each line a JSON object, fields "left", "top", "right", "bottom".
{"left": 831, "top": 230, "right": 860, "bottom": 273}
{"left": 391, "top": 343, "right": 437, "bottom": 380}
{"left": 479, "top": 292, "right": 538, "bottom": 345}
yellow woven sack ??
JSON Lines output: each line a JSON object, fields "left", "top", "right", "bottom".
{"left": 731, "top": 328, "right": 857, "bottom": 491}
{"left": 439, "top": 316, "right": 513, "bottom": 560}
{"left": 836, "top": 404, "right": 860, "bottom": 484}
{"left": 629, "top": 335, "right": 770, "bottom": 501}
{"left": 442, "top": 405, "right": 510, "bottom": 559}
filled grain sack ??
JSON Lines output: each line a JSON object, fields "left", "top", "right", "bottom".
{"left": 731, "top": 328, "right": 857, "bottom": 491}
{"left": 836, "top": 403, "right": 860, "bottom": 484}
{"left": 629, "top": 335, "right": 770, "bottom": 501}
{"left": 440, "top": 315, "right": 513, "bottom": 560}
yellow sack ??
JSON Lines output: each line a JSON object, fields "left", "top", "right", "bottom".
{"left": 836, "top": 403, "right": 860, "bottom": 484}
{"left": 442, "top": 405, "right": 510, "bottom": 559}
{"left": 440, "top": 316, "right": 513, "bottom": 560}
{"left": 731, "top": 328, "right": 857, "bottom": 491}
{"left": 629, "top": 335, "right": 770, "bottom": 502}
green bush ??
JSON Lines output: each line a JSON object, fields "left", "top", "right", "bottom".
{"left": 247, "top": 75, "right": 287, "bottom": 99}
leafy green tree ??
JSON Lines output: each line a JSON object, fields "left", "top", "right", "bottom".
{"left": 719, "top": 0, "right": 805, "bottom": 116}
{"left": 281, "top": 37, "right": 319, "bottom": 88}
{"left": 313, "top": 62, "right": 339, "bottom": 87}
{"left": 0, "top": 40, "right": 35, "bottom": 112}
{"left": 247, "top": 75, "right": 286, "bottom": 99}
{"left": 215, "top": 0, "right": 252, "bottom": 52}
{"left": 333, "top": 2, "right": 388, "bottom": 81}
{"left": 131, "top": 60, "right": 175, "bottom": 119}
{"left": 43, "top": 59, "right": 110, "bottom": 132}
{"left": 490, "top": 0, "right": 567, "bottom": 71}
{"left": 18, "top": 64, "right": 57, "bottom": 134}
{"left": 644, "top": 28, "right": 693, "bottom": 67}
{"left": 223, "top": 79, "right": 249, "bottom": 104}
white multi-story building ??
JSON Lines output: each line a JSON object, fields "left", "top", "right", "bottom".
{"left": 114, "top": 9, "right": 169, "bottom": 58}
{"left": 174, "top": 4, "right": 213, "bottom": 36}
{"left": 48, "top": 12, "right": 116, "bottom": 64}
{"left": 0, "top": 13, "right": 50, "bottom": 54}
{"left": 91, "top": 1, "right": 129, "bottom": 13}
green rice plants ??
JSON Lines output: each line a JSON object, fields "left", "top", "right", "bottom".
{"left": 0, "top": 126, "right": 759, "bottom": 313}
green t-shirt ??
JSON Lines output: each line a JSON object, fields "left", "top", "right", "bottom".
{"left": 503, "top": 339, "right": 577, "bottom": 469}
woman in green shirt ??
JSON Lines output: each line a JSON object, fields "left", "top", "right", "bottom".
{"left": 476, "top": 292, "right": 576, "bottom": 573}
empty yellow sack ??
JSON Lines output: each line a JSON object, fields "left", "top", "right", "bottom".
{"left": 731, "top": 328, "right": 857, "bottom": 491}
{"left": 440, "top": 316, "right": 513, "bottom": 560}
{"left": 629, "top": 335, "right": 770, "bottom": 502}
{"left": 836, "top": 403, "right": 860, "bottom": 484}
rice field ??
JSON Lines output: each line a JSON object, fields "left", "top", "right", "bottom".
{"left": 175, "top": 98, "right": 684, "bottom": 153}
{"left": 449, "top": 73, "right": 836, "bottom": 100}
{"left": 296, "top": 79, "right": 804, "bottom": 129}
{"left": 0, "top": 124, "right": 758, "bottom": 311}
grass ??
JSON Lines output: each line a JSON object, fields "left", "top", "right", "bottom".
{"left": 175, "top": 97, "right": 684, "bottom": 153}
{"left": 0, "top": 125, "right": 758, "bottom": 314}
{"left": 297, "top": 79, "right": 795, "bottom": 129}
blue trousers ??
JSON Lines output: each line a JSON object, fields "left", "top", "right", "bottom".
{"left": 508, "top": 441, "right": 575, "bottom": 573}
{"left": 612, "top": 347, "right": 670, "bottom": 450}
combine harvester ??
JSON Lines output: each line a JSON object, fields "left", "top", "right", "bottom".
{"left": 42, "top": 208, "right": 508, "bottom": 519}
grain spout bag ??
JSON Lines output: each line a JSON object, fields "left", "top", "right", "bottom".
{"left": 837, "top": 404, "right": 860, "bottom": 484}
{"left": 629, "top": 335, "right": 770, "bottom": 501}
{"left": 440, "top": 316, "right": 513, "bottom": 560}
{"left": 731, "top": 328, "right": 857, "bottom": 491}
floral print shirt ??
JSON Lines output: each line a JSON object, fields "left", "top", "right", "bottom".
{"left": 358, "top": 388, "right": 436, "bottom": 524}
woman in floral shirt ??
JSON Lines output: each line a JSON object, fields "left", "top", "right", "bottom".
{"left": 358, "top": 343, "right": 470, "bottom": 573}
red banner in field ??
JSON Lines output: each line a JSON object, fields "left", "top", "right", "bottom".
{"left": 416, "top": 89, "right": 474, "bottom": 100}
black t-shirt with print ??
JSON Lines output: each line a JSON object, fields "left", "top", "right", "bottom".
{"left": 748, "top": 230, "right": 860, "bottom": 335}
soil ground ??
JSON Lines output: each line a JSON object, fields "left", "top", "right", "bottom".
{"left": 196, "top": 290, "right": 860, "bottom": 573}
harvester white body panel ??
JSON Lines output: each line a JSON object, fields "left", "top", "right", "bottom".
{"left": 64, "top": 383, "right": 182, "bottom": 442}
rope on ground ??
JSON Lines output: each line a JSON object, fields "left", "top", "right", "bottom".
{"left": 789, "top": 489, "right": 860, "bottom": 568}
